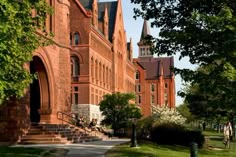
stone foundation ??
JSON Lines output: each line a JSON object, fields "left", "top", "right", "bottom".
{"left": 71, "top": 104, "right": 103, "bottom": 125}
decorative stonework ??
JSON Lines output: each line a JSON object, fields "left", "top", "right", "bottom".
{"left": 91, "top": 34, "right": 112, "bottom": 61}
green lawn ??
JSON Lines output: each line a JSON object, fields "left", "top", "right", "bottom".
{"left": 0, "top": 147, "right": 67, "bottom": 157}
{"left": 203, "top": 130, "right": 222, "bottom": 137}
{"left": 106, "top": 138, "right": 236, "bottom": 157}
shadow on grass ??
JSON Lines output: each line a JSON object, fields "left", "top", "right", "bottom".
{"left": 0, "top": 146, "right": 68, "bottom": 157}
{"left": 0, "top": 146, "right": 43, "bottom": 154}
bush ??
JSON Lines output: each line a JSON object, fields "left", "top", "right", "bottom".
{"left": 151, "top": 123, "right": 205, "bottom": 148}
{"left": 136, "top": 116, "right": 154, "bottom": 140}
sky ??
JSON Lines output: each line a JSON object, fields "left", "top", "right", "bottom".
{"left": 100, "top": 0, "right": 197, "bottom": 106}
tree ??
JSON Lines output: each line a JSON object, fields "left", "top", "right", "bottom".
{"left": 130, "top": 0, "right": 236, "bottom": 114}
{"left": 99, "top": 92, "right": 142, "bottom": 135}
{"left": 178, "top": 63, "right": 236, "bottom": 121}
{"left": 0, "top": 0, "right": 52, "bottom": 104}
{"left": 131, "top": 0, "right": 236, "bottom": 66}
{"left": 176, "top": 103, "right": 195, "bottom": 123}
{"left": 151, "top": 105, "right": 186, "bottom": 125}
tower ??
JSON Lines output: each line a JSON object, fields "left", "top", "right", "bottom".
{"left": 137, "top": 20, "right": 152, "bottom": 58}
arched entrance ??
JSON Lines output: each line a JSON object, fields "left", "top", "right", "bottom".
{"left": 30, "top": 56, "right": 50, "bottom": 123}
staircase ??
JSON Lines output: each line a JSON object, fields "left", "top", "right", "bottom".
{"left": 18, "top": 111, "right": 107, "bottom": 144}
{"left": 41, "top": 124, "right": 103, "bottom": 143}
{"left": 19, "top": 125, "right": 66, "bottom": 144}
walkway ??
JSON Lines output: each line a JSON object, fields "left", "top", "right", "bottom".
{"left": 66, "top": 139, "right": 130, "bottom": 157}
{"left": 13, "top": 138, "right": 130, "bottom": 157}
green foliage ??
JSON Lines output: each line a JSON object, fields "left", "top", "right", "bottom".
{"left": 99, "top": 92, "right": 142, "bottom": 135}
{"left": 151, "top": 123, "right": 205, "bottom": 148}
{"left": 136, "top": 116, "right": 154, "bottom": 139}
{"left": 131, "top": 0, "right": 236, "bottom": 118}
{"left": 176, "top": 103, "right": 195, "bottom": 123}
{"left": 180, "top": 64, "right": 236, "bottom": 121}
{"left": 0, "top": 0, "right": 52, "bottom": 104}
{"left": 131, "top": 0, "right": 236, "bottom": 66}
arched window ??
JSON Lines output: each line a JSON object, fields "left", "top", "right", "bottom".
{"left": 135, "top": 71, "right": 140, "bottom": 80}
{"left": 71, "top": 56, "right": 80, "bottom": 77}
{"left": 74, "top": 33, "right": 80, "bottom": 45}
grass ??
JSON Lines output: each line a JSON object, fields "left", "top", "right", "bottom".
{"left": 203, "top": 129, "right": 222, "bottom": 137}
{"left": 106, "top": 131, "right": 236, "bottom": 157}
{"left": 0, "top": 146, "right": 67, "bottom": 157}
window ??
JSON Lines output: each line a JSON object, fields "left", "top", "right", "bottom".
{"left": 71, "top": 86, "right": 79, "bottom": 104}
{"left": 70, "top": 33, "right": 72, "bottom": 45}
{"left": 74, "top": 93, "right": 78, "bottom": 104}
{"left": 137, "top": 95, "right": 141, "bottom": 104}
{"left": 151, "top": 84, "right": 155, "bottom": 92}
{"left": 147, "top": 48, "right": 150, "bottom": 55}
{"left": 135, "top": 71, "right": 140, "bottom": 80}
{"left": 71, "top": 56, "right": 80, "bottom": 77}
{"left": 165, "top": 83, "right": 168, "bottom": 88}
{"left": 74, "top": 33, "right": 80, "bottom": 45}
{"left": 141, "top": 48, "right": 145, "bottom": 56}
{"left": 164, "top": 93, "right": 168, "bottom": 105}
{"left": 136, "top": 84, "right": 141, "bottom": 92}
{"left": 151, "top": 95, "right": 155, "bottom": 104}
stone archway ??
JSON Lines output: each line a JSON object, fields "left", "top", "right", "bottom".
{"left": 30, "top": 56, "right": 50, "bottom": 123}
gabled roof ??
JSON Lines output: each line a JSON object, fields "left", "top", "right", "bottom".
{"left": 135, "top": 57, "right": 174, "bottom": 79}
{"left": 98, "top": 1, "right": 118, "bottom": 41}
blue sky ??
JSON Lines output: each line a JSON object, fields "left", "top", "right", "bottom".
{"left": 100, "top": 0, "right": 197, "bottom": 106}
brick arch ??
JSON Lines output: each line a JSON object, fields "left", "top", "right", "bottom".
{"left": 71, "top": 51, "right": 84, "bottom": 64}
{"left": 32, "top": 49, "right": 55, "bottom": 123}
{"left": 71, "top": 31, "right": 82, "bottom": 45}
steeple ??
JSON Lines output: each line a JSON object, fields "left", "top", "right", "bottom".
{"left": 139, "top": 20, "right": 150, "bottom": 42}
{"left": 138, "top": 20, "right": 152, "bottom": 58}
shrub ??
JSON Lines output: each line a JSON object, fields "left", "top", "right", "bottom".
{"left": 151, "top": 122, "right": 205, "bottom": 148}
{"left": 136, "top": 116, "right": 154, "bottom": 140}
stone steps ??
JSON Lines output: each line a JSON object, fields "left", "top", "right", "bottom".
{"left": 18, "top": 125, "right": 67, "bottom": 145}
{"left": 18, "top": 124, "right": 104, "bottom": 145}
{"left": 42, "top": 124, "right": 103, "bottom": 143}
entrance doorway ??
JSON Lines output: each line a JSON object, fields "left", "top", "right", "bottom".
{"left": 30, "top": 56, "right": 50, "bottom": 123}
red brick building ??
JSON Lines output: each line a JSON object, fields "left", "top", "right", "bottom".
{"left": 69, "top": 0, "right": 135, "bottom": 122}
{"left": 0, "top": 0, "right": 71, "bottom": 142}
{"left": 133, "top": 20, "right": 176, "bottom": 116}
{"left": 0, "top": 0, "right": 135, "bottom": 142}
{"left": 0, "top": 0, "right": 175, "bottom": 142}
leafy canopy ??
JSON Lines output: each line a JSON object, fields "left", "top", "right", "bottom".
{"left": 131, "top": 0, "right": 236, "bottom": 117}
{"left": 99, "top": 92, "right": 142, "bottom": 133}
{"left": 182, "top": 65, "right": 236, "bottom": 120}
{"left": 131, "top": 0, "right": 236, "bottom": 66}
{"left": 0, "top": 0, "right": 52, "bottom": 104}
